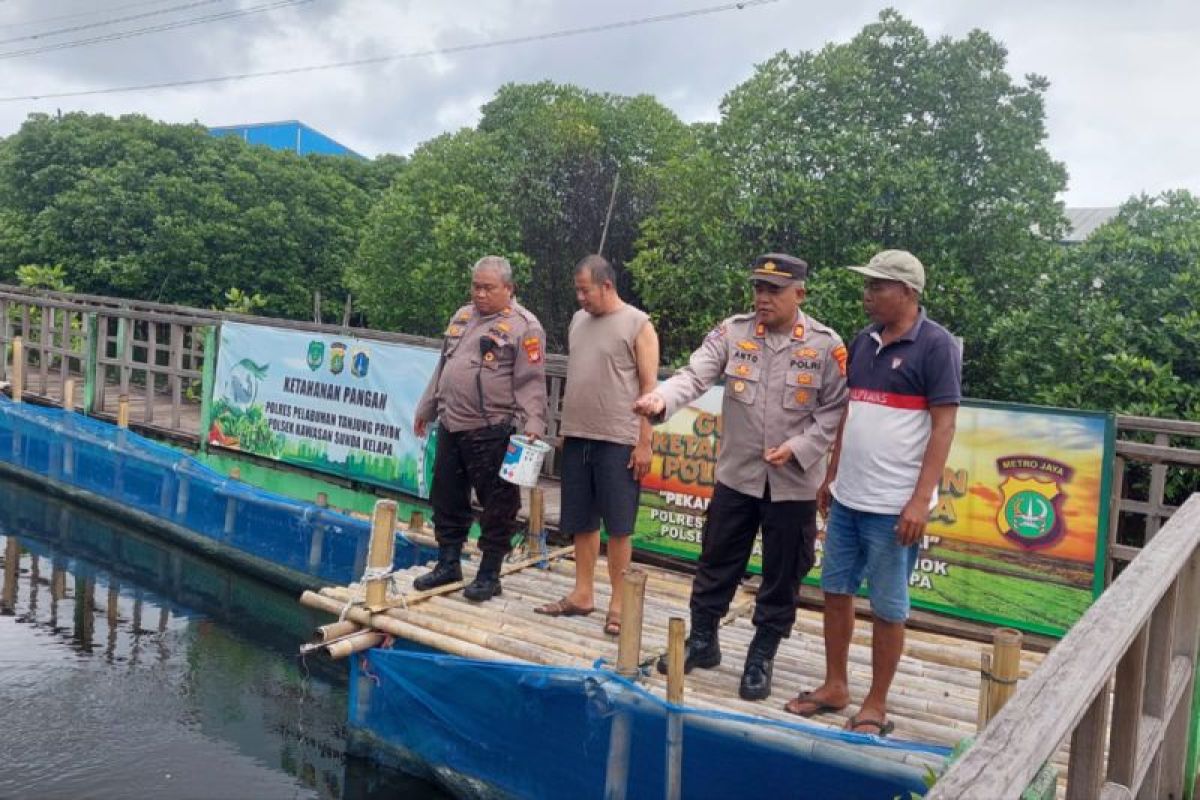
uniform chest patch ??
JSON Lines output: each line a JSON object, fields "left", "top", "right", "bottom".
{"left": 523, "top": 337, "right": 542, "bottom": 363}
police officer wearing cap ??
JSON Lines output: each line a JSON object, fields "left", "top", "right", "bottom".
{"left": 413, "top": 255, "right": 548, "bottom": 602}
{"left": 633, "top": 253, "right": 848, "bottom": 700}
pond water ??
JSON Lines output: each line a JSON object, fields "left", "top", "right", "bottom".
{"left": 0, "top": 477, "right": 447, "bottom": 800}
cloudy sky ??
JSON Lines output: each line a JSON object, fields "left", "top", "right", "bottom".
{"left": 0, "top": 0, "right": 1195, "bottom": 206}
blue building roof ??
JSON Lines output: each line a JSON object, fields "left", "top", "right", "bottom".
{"left": 208, "top": 120, "right": 365, "bottom": 159}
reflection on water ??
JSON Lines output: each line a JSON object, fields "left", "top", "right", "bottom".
{"left": 0, "top": 477, "right": 447, "bottom": 800}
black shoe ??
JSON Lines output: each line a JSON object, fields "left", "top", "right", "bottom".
{"left": 738, "top": 628, "right": 782, "bottom": 701}
{"left": 413, "top": 545, "right": 462, "bottom": 591}
{"left": 462, "top": 572, "right": 502, "bottom": 602}
{"left": 657, "top": 616, "right": 721, "bottom": 675}
{"left": 462, "top": 552, "right": 504, "bottom": 603}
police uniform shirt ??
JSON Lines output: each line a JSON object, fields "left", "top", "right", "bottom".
{"left": 655, "top": 310, "right": 849, "bottom": 501}
{"left": 415, "top": 301, "right": 548, "bottom": 436}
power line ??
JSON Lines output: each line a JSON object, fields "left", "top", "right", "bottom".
{"left": 0, "top": 0, "right": 779, "bottom": 102}
{"left": 0, "top": 0, "right": 229, "bottom": 45}
{"left": 0, "top": 0, "right": 314, "bottom": 60}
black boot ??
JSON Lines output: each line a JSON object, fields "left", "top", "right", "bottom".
{"left": 738, "top": 627, "right": 782, "bottom": 701}
{"left": 413, "top": 544, "right": 463, "bottom": 591}
{"left": 463, "top": 552, "right": 504, "bottom": 602}
{"left": 657, "top": 614, "right": 721, "bottom": 675}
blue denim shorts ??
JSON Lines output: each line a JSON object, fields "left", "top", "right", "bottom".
{"left": 820, "top": 499, "right": 919, "bottom": 622}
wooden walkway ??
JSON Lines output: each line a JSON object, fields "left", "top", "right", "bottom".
{"left": 309, "top": 548, "right": 1056, "bottom": 778}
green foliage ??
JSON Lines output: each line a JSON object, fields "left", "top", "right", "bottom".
{"left": 989, "top": 191, "right": 1200, "bottom": 421}
{"left": 349, "top": 82, "right": 693, "bottom": 345}
{"left": 15, "top": 263, "right": 73, "bottom": 292}
{"left": 0, "top": 112, "right": 386, "bottom": 319}
{"left": 630, "top": 9, "right": 1067, "bottom": 382}
{"left": 222, "top": 287, "right": 267, "bottom": 314}
{"left": 348, "top": 129, "right": 528, "bottom": 336}
{"left": 0, "top": 16, "right": 1196, "bottom": 433}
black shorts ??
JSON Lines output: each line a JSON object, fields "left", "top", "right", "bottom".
{"left": 559, "top": 437, "right": 641, "bottom": 537}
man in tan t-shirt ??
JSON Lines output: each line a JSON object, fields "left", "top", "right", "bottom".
{"left": 534, "top": 254, "right": 659, "bottom": 636}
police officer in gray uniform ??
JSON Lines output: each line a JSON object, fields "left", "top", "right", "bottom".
{"left": 413, "top": 256, "right": 548, "bottom": 602}
{"left": 633, "top": 253, "right": 848, "bottom": 700}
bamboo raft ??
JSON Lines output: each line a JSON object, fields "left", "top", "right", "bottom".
{"left": 300, "top": 502, "right": 1075, "bottom": 786}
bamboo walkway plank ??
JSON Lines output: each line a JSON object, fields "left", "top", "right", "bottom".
{"left": 309, "top": 550, "right": 1056, "bottom": 770}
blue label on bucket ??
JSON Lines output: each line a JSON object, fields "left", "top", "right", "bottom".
{"left": 501, "top": 443, "right": 523, "bottom": 469}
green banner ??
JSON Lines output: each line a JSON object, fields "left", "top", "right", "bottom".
{"left": 634, "top": 390, "right": 1114, "bottom": 637}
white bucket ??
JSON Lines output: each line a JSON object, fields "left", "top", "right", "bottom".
{"left": 498, "top": 435, "right": 552, "bottom": 487}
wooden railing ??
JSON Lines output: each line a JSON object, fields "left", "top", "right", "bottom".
{"left": 0, "top": 284, "right": 577, "bottom": 474}
{"left": 927, "top": 494, "right": 1200, "bottom": 799}
{"left": 1108, "top": 415, "right": 1200, "bottom": 583}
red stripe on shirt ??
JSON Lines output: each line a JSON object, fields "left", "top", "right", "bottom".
{"left": 849, "top": 387, "right": 929, "bottom": 410}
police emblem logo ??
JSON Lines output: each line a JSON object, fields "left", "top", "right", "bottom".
{"left": 446, "top": 324, "right": 464, "bottom": 337}
{"left": 523, "top": 336, "right": 542, "bottom": 363}
{"left": 483, "top": 351, "right": 496, "bottom": 363}
{"left": 456, "top": 310, "right": 471, "bottom": 323}
{"left": 794, "top": 390, "right": 810, "bottom": 404}
{"left": 994, "top": 456, "right": 1073, "bottom": 549}
{"left": 732, "top": 380, "right": 746, "bottom": 393}
{"left": 754, "top": 323, "right": 766, "bottom": 338}
{"left": 797, "top": 373, "right": 814, "bottom": 385}
{"left": 832, "top": 344, "right": 848, "bottom": 377}
{"left": 496, "top": 321, "right": 511, "bottom": 333}
{"left": 791, "top": 324, "right": 805, "bottom": 339}
{"left": 329, "top": 342, "right": 347, "bottom": 375}
{"left": 796, "top": 347, "right": 819, "bottom": 359}
{"left": 735, "top": 364, "right": 751, "bottom": 377}
{"left": 736, "top": 339, "right": 761, "bottom": 352}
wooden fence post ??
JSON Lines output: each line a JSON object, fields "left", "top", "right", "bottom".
{"left": 11, "top": 336, "right": 22, "bottom": 402}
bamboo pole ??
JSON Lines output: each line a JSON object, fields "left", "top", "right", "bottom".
{"left": 665, "top": 616, "right": 685, "bottom": 800}
{"left": 349, "top": 544, "right": 576, "bottom": 612}
{"left": 985, "top": 627, "right": 1023, "bottom": 723}
{"left": 309, "top": 491, "right": 329, "bottom": 572}
{"left": 174, "top": 474, "right": 190, "bottom": 518}
{"left": 317, "top": 620, "right": 361, "bottom": 641}
{"left": 977, "top": 652, "right": 993, "bottom": 731}
{"left": 300, "top": 590, "right": 544, "bottom": 663}
{"left": 327, "top": 631, "right": 384, "bottom": 660}
{"left": 2, "top": 536, "right": 19, "bottom": 612}
{"left": 615, "top": 568, "right": 648, "bottom": 678}
{"left": 11, "top": 336, "right": 22, "bottom": 402}
{"left": 117, "top": 393, "right": 130, "bottom": 428}
{"left": 62, "top": 377, "right": 76, "bottom": 477}
{"left": 529, "top": 487, "right": 546, "bottom": 563}
{"left": 605, "top": 569, "right": 648, "bottom": 800}
{"left": 365, "top": 500, "right": 398, "bottom": 610}
{"left": 407, "top": 509, "right": 424, "bottom": 532}
{"left": 223, "top": 466, "right": 241, "bottom": 535}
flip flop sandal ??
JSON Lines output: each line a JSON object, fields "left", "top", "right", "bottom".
{"left": 534, "top": 597, "right": 595, "bottom": 617}
{"left": 845, "top": 715, "right": 895, "bottom": 737}
{"left": 783, "top": 691, "right": 846, "bottom": 718}
{"left": 604, "top": 613, "right": 621, "bottom": 636}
